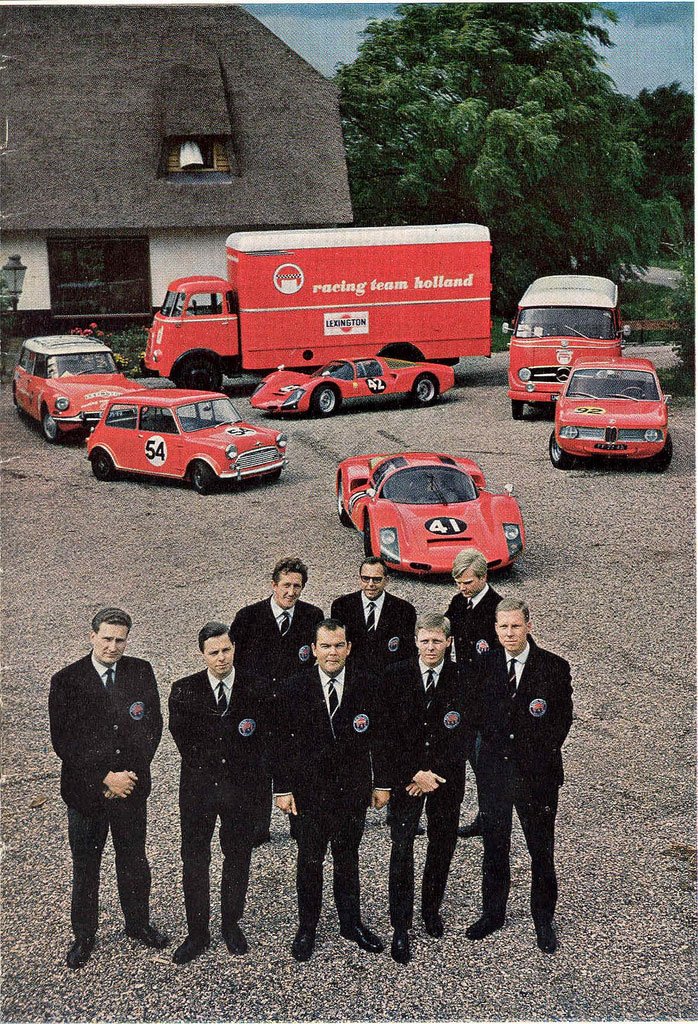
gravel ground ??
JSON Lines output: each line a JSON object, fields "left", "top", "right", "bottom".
{"left": 1, "top": 346, "right": 695, "bottom": 1022}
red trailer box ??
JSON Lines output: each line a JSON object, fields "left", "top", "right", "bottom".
{"left": 505, "top": 275, "right": 628, "bottom": 420}
{"left": 145, "top": 224, "right": 491, "bottom": 390}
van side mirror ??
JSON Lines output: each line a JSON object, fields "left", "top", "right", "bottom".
{"left": 665, "top": 394, "right": 672, "bottom": 404}
{"left": 622, "top": 324, "right": 631, "bottom": 337}
{"left": 502, "top": 322, "right": 513, "bottom": 334}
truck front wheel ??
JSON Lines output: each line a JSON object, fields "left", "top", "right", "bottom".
{"left": 173, "top": 354, "right": 222, "bottom": 392}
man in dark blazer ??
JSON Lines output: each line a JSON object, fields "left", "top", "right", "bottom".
{"left": 169, "top": 623, "right": 271, "bottom": 964}
{"left": 464, "top": 597, "right": 573, "bottom": 954}
{"left": 230, "top": 556, "right": 324, "bottom": 842}
{"left": 383, "top": 613, "right": 470, "bottom": 964}
{"left": 274, "top": 619, "right": 389, "bottom": 961}
{"left": 444, "top": 547, "right": 502, "bottom": 840}
{"left": 48, "top": 608, "right": 168, "bottom": 970}
{"left": 330, "top": 556, "right": 417, "bottom": 672}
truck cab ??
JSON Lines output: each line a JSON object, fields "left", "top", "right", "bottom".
{"left": 144, "top": 276, "right": 239, "bottom": 390}
{"left": 505, "top": 275, "right": 626, "bottom": 420}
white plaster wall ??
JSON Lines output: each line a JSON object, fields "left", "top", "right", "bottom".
{"left": 149, "top": 230, "right": 229, "bottom": 304}
{"left": 0, "top": 235, "right": 50, "bottom": 310}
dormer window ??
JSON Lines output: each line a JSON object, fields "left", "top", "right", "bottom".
{"left": 162, "top": 136, "right": 234, "bottom": 180}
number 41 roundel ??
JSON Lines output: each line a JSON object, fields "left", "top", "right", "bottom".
{"left": 425, "top": 517, "right": 467, "bottom": 535}
{"left": 144, "top": 435, "right": 168, "bottom": 466}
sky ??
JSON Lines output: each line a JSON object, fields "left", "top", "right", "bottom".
{"left": 244, "top": 1, "right": 694, "bottom": 96}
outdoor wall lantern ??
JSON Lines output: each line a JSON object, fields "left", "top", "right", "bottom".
{"left": 2, "top": 254, "right": 27, "bottom": 312}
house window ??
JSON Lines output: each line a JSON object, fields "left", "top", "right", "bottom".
{"left": 47, "top": 237, "right": 151, "bottom": 316}
{"left": 162, "top": 137, "right": 233, "bottom": 179}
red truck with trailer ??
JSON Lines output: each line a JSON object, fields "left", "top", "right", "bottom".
{"left": 144, "top": 224, "right": 492, "bottom": 390}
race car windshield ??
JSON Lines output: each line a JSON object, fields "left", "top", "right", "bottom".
{"left": 312, "top": 361, "right": 355, "bottom": 381}
{"left": 567, "top": 368, "right": 659, "bottom": 401}
{"left": 47, "top": 351, "right": 118, "bottom": 377}
{"left": 176, "top": 398, "right": 242, "bottom": 432}
{"left": 516, "top": 307, "right": 615, "bottom": 340}
{"left": 381, "top": 466, "right": 477, "bottom": 505}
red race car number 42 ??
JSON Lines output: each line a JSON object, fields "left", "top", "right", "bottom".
{"left": 366, "top": 378, "right": 386, "bottom": 392}
{"left": 425, "top": 517, "right": 467, "bottom": 535}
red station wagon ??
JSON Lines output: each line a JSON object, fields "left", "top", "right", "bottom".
{"left": 13, "top": 336, "right": 142, "bottom": 442}
{"left": 87, "top": 390, "right": 288, "bottom": 493}
{"left": 549, "top": 358, "right": 672, "bottom": 471}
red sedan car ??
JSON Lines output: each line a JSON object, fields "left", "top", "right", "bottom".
{"left": 336, "top": 452, "right": 525, "bottom": 575}
{"left": 549, "top": 358, "right": 672, "bottom": 471}
{"left": 87, "top": 390, "right": 287, "bottom": 494}
{"left": 250, "top": 356, "right": 455, "bottom": 416}
{"left": 13, "top": 336, "right": 142, "bottom": 442}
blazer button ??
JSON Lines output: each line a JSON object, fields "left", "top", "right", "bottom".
{"left": 115, "top": 748, "right": 121, "bottom": 755}
{"left": 509, "top": 734, "right": 515, "bottom": 740}
{"left": 221, "top": 758, "right": 226, "bottom": 764}
{"left": 113, "top": 724, "right": 118, "bottom": 731}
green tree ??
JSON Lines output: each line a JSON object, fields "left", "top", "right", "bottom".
{"left": 668, "top": 243, "right": 695, "bottom": 390}
{"left": 635, "top": 83, "right": 693, "bottom": 239}
{"left": 337, "top": 2, "right": 672, "bottom": 312}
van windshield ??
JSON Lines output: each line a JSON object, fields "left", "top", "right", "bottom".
{"left": 516, "top": 307, "right": 615, "bottom": 340}
{"left": 160, "top": 291, "right": 185, "bottom": 317}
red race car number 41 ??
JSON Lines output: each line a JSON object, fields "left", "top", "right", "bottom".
{"left": 425, "top": 517, "right": 467, "bottom": 534}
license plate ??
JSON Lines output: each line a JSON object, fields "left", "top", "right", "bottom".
{"left": 594, "top": 442, "right": 627, "bottom": 451}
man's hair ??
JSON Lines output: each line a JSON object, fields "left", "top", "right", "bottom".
{"left": 495, "top": 597, "right": 530, "bottom": 623}
{"left": 272, "top": 557, "right": 308, "bottom": 587}
{"left": 451, "top": 548, "right": 488, "bottom": 581}
{"left": 313, "top": 618, "right": 347, "bottom": 643}
{"left": 359, "top": 555, "right": 387, "bottom": 575}
{"left": 415, "top": 612, "right": 452, "bottom": 639}
{"left": 91, "top": 607, "right": 132, "bottom": 633}
{"left": 198, "top": 621, "right": 231, "bottom": 652}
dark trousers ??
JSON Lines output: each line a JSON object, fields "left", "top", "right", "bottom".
{"left": 477, "top": 770, "right": 559, "bottom": 925}
{"left": 67, "top": 800, "right": 150, "bottom": 939}
{"left": 295, "top": 806, "right": 366, "bottom": 931}
{"left": 180, "top": 790, "right": 255, "bottom": 941}
{"left": 388, "top": 785, "right": 461, "bottom": 931}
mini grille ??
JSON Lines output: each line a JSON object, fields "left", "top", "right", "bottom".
{"left": 237, "top": 447, "right": 279, "bottom": 468}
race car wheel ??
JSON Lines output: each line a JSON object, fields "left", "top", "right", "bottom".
{"left": 310, "top": 384, "right": 340, "bottom": 417}
{"left": 336, "top": 477, "right": 352, "bottom": 526}
{"left": 90, "top": 449, "right": 116, "bottom": 482}
{"left": 189, "top": 459, "right": 217, "bottom": 495}
{"left": 173, "top": 354, "right": 222, "bottom": 392}
{"left": 511, "top": 400, "right": 525, "bottom": 420}
{"left": 647, "top": 432, "right": 673, "bottom": 472}
{"left": 549, "top": 432, "right": 575, "bottom": 470}
{"left": 411, "top": 373, "right": 439, "bottom": 406}
{"left": 363, "top": 515, "right": 375, "bottom": 556}
{"left": 40, "top": 407, "right": 60, "bottom": 443}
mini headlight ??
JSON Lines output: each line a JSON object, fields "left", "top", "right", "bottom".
{"left": 379, "top": 527, "right": 400, "bottom": 562}
{"left": 276, "top": 433, "right": 288, "bottom": 448}
{"left": 503, "top": 524, "right": 520, "bottom": 540}
{"left": 281, "top": 388, "right": 305, "bottom": 408}
{"left": 644, "top": 428, "right": 662, "bottom": 442}
{"left": 518, "top": 368, "right": 532, "bottom": 382}
{"left": 54, "top": 396, "right": 70, "bottom": 412}
{"left": 225, "top": 444, "right": 238, "bottom": 459}
{"left": 560, "top": 426, "right": 579, "bottom": 439}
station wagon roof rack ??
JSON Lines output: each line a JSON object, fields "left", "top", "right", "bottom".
{"left": 23, "top": 336, "right": 113, "bottom": 355}
{"left": 520, "top": 275, "right": 618, "bottom": 309}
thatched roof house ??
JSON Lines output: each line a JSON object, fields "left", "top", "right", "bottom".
{"left": 0, "top": 5, "right": 352, "bottom": 324}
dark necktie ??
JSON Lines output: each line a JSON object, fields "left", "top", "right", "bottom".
{"left": 464, "top": 598, "right": 473, "bottom": 612}
{"left": 327, "top": 677, "right": 339, "bottom": 719}
{"left": 104, "top": 667, "right": 115, "bottom": 692}
{"left": 279, "top": 612, "right": 291, "bottom": 636}
{"left": 216, "top": 680, "right": 227, "bottom": 713}
{"left": 425, "top": 669, "right": 435, "bottom": 706}
{"left": 366, "top": 602, "right": 376, "bottom": 633}
{"left": 507, "top": 658, "right": 518, "bottom": 696}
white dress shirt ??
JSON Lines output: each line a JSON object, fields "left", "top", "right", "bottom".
{"left": 361, "top": 591, "right": 385, "bottom": 628}
{"left": 208, "top": 667, "right": 235, "bottom": 706}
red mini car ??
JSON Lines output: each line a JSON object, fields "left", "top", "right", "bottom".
{"left": 13, "top": 336, "right": 142, "bottom": 442}
{"left": 549, "top": 358, "right": 672, "bottom": 471}
{"left": 87, "top": 390, "right": 288, "bottom": 494}
{"left": 250, "top": 356, "right": 455, "bottom": 416}
{"left": 336, "top": 452, "right": 525, "bottom": 575}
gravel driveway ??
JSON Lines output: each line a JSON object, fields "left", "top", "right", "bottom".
{"left": 1, "top": 346, "right": 695, "bottom": 1022}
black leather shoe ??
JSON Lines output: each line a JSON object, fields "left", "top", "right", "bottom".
{"left": 172, "top": 935, "right": 210, "bottom": 965}
{"left": 291, "top": 926, "right": 315, "bottom": 961}
{"left": 126, "top": 923, "right": 170, "bottom": 949}
{"left": 391, "top": 930, "right": 410, "bottom": 964}
{"left": 423, "top": 913, "right": 444, "bottom": 938}
{"left": 253, "top": 832, "right": 271, "bottom": 847}
{"left": 223, "top": 923, "right": 249, "bottom": 955}
{"left": 465, "top": 915, "right": 504, "bottom": 941}
{"left": 457, "top": 816, "right": 482, "bottom": 838}
{"left": 67, "top": 935, "right": 95, "bottom": 970}
{"left": 340, "top": 922, "right": 384, "bottom": 953}
{"left": 535, "top": 922, "right": 558, "bottom": 954}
